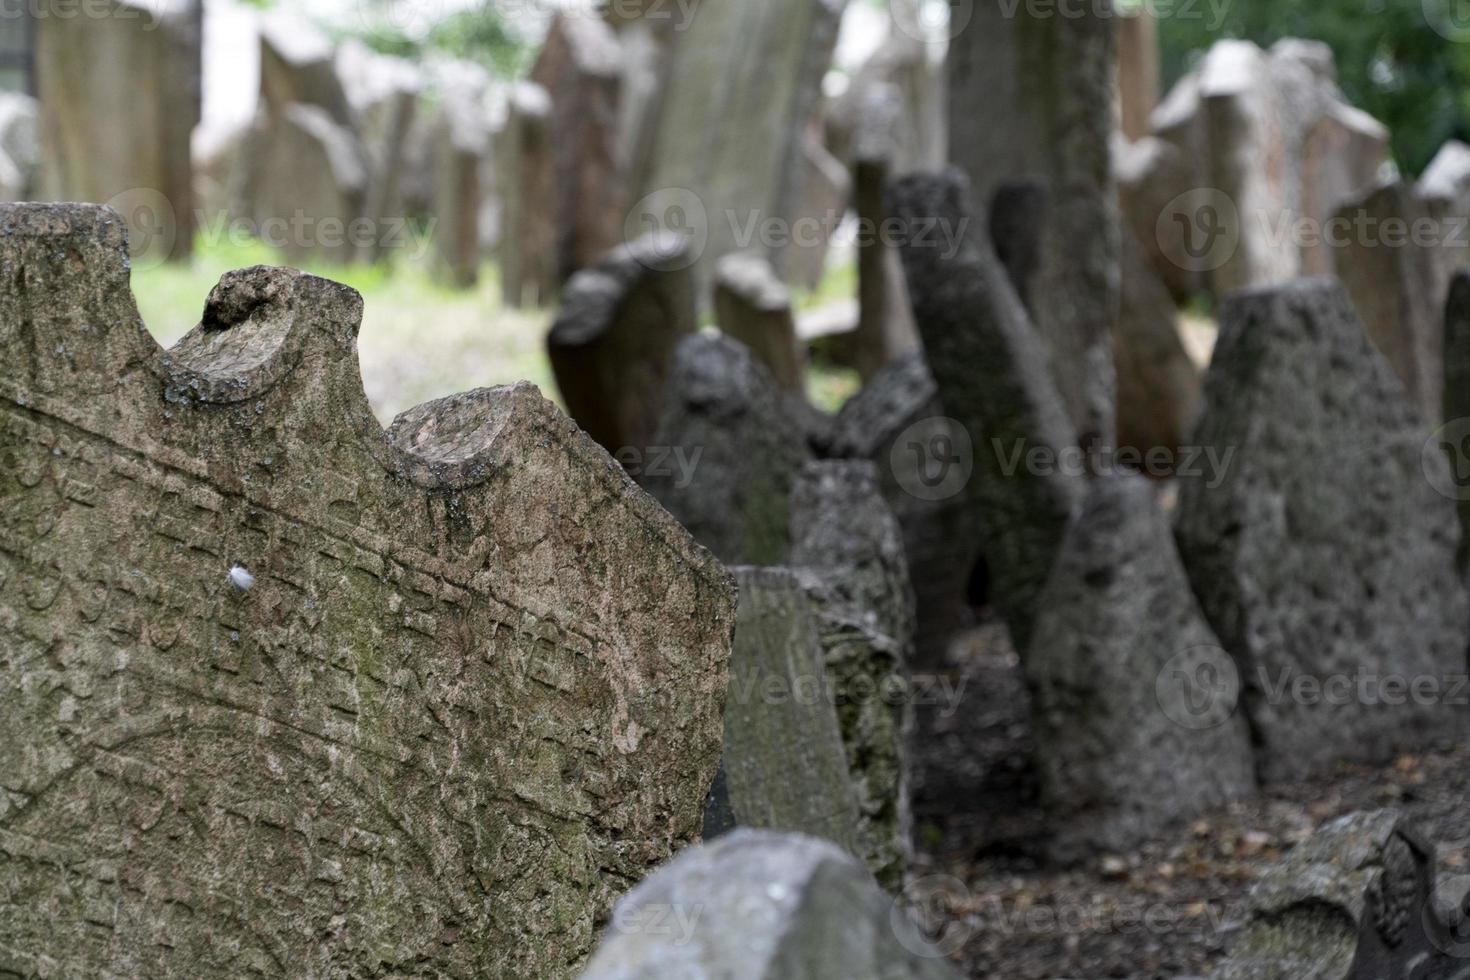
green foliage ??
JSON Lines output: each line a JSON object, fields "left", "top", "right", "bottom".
{"left": 340, "top": 1, "right": 535, "bottom": 79}
{"left": 1156, "top": 0, "right": 1470, "bottom": 176}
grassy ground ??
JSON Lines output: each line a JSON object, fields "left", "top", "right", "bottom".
{"left": 132, "top": 239, "right": 863, "bottom": 424}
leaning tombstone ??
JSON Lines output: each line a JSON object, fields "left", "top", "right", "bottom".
{"left": 0, "top": 204, "right": 737, "bottom": 978}
{"left": 890, "top": 170, "right": 1083, "bottom": 653}
{"left": 429, "top": 63, "right": 491, "bottom": 289}
{"left": 714, "top": 251, "right": 806, "bottom": 393}
{"left": 1027, "top": 475, "right": 1256, "bottom": 862}
{"left": 1175, "top": 279, "right": 1469, "bottom": 783}
{"left": 581, "top": 830, "right": 964, "bottom": 980}
{"left": 713, "top": 568, "right": 863, "bottom": 856}
{"left": 547, "top": 232, "right": 698, "bottom": 456}
{"left": 642, "top": 333, "right": 814, "bottom": 567}
{"left": 788, "top": 461, "right": 916, "bottom": 889}
{"left": 500, "top": 81, "right": 556, "bottom": 308}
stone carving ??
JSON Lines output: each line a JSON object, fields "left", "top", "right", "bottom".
{"left": 547, "top": 232, "right": 697, "bottom": 456}
{"left": 1027, "top": 475, "right": 1255, "bottom": 862}
{"left": 714, "top": 251, "right": 806, "bottom": 393}
{"left": 581, "top": 830, "right": 963, "bottom": 980}
{"left": 0, "top": 204, "right": 735, "bottom": 979}
{"left": 890, "top": 171, "right": 1083, "bottom": 653}
{"left": 1175, "top": 279, "right": 1469, "bottom": 783}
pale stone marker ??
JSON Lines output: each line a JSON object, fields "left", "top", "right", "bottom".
{"left": 1175, "top": 280, "right": 1469, "bottom": 782}
{"left": 1114, "top": 227, "right": 1200, "bottom": 458}
{"left": 337, "top": 40, "right": 423, "bottom": 265}
{"left": 500, "top": 81, "right": 556, "bottom": 308}
{"left": 1116, "top": 6, "right": 1159, "bottom": 143}
{"left": 714, "top": 251, "right": 806, "bottom": 393}
{"left": 429, "top": 63, "right": 491, "bottom": 289}
{"left": 547, "top": 232, "right": 697, "bottom": 455}
{"left": 0, "top": 204, "right": 735, "bottom": 978}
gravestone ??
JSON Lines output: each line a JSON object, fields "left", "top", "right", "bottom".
{"left": 35, "top": 0, "right": 200, "bottom": 262}
{"left": 547, "top": 232, "right": 698, "bottom": 456}
{"left": 0, "top": 204, "right": 736, "bottom": 978}
{"left": 827, "top": 352, "right": 983, "bottom": 668}
{"left": 631, "top": 0, "right": 844, "bottom": 291}
{"left": 1175, "top": 279, "right": 1469, "bottom": 783}
{"left": 851, "top": 114, "right": 921, "bottom": 379}
{"left": 337, "top": 40, "right": 423, "bottom": 264}
{"left": 715, "top": 568, "right": 862, "bottom": 855}
{"left": 1027, "top": 475, "right": 1256, "bottom": 862}
{"left": 714, "top": 251, "right": 805, "bottom": 393}
{"left": 1210, "top": 810, "right": 1431, "bottom": 980}
{"left": 581, "top": 830, "right": 963, "bottom": 980}
{"left": 642, "top": 333, "right": 813, "bottom": 567}
{"left": 531, "top": 14, "right": 625, "bottom": 287}
{"left": 1300, "top": 101, "right": 1390, "bottom": 277}
{"left": 258, "top": 9, "right": 353, "bottom": 127}
{"left": 1419, "top": 140, "right": 1470, "bottom": 302}
{"left": 781, "top": 133, "right": 850, "bottom": 292}
{"left": 500, "top": 82, "right": 556, "bottom": 308}
{"left": 890, "top": 171, "right": 1083, "bottom": 654}
{"left": 989, "top": 180, "right": 1047, "bottom": 319}
{"left": 0, "top": 92, "right": 37, "bottom": 202}
{"left": 430, "top": 64, "right": 491, "bottom": 289}
{"left": 789, "top": 461, "right": 915, "bottom": 889}
{"left": 1116, "top": 6, "right": 1159, "bottom": 143}
{"left": 1445, "top": 270, "right": 1470, "bottom": 571}
{"left": 1332, "top": 181, "right": 1444, "bottom": 424}
{"left": 948, "top": 0, "right": 1119, "bottom": 449}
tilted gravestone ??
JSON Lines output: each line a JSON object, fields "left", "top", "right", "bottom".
{"left": 889, "top": 171, "right": 1083, "bottom": 654}
{"left": 713, "top": 568, "right": 862, "bottom": 857}
{"left": 852, "top": 146, "right": 920, "bottom": 381}
{"left": 531, "top": 13, "right": 625, "bottom": 288}
{"left": 500, "top": 81, "right": 556, "bottom": 308}
{"left": 580, "top": 830, "right": 963, "bottom": 980}
{"left": 36, "top": 0, "right": 200, "bottom": 263}
{"left": 1027, "top": 475, "right": 1255, "bottom": 862}
{"left": 714, "top": 251, "right": 806, "bottom": 393}
{"left": 641, "top": 333, "right": 814, "bottom": 567}
{"left": 429, "top": 63, "right": 491, "bottom": 289}
{"left": 789, "top": 461, "right": 915, "bottom": 889}
{"left": 546, "top": 232, "right": 698, "bottom": 457}
{"left": 827, "top": 351, "right": 984, "bottom": 668}
{"left": 0, "top": 204, "right": 736, "bottom": 979}
{"left": 1175, "top": 279, "right": 1469, "bottom": 784}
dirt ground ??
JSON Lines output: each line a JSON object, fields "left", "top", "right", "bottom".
{"left": 909, "top": 620, "right": 1470, "bottom": 980}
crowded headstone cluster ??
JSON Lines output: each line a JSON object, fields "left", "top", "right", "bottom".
{"left": 6, "top": 0, "right": 1470, "bottom": 978}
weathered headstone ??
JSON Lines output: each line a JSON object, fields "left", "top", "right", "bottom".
{"left": 1027, "top": 475, "right": 1256, "bottom": 862}
{"left": 0, "top": 204, "right": 736, "bottom": 978}
{"left": 714, "top": 251, "right": 805, "bottom": 393}
{"left": 547, "top": 232, "right": 697, "bottom": 456}
{"left": 852, "top": 128, "right": 921, "bottom": 380}
{"left": 948, "top": 0, "right": 1119, "bottom": 449}
{"left": 1419, "top": 139, "right": 1470, "bottom": 294}
{"left": 1299, "top": 101, "right": 1390, "bottom": 277}
{"left": 781, "top": 133, "right": 850, "bottom": 292}
{"left": 1175, "top": 279, "right": 1469, "bottom": 783}
{"left": 789, "top": 461, "right": 915, "bottom": 888}
{"left": 429, "top": 63, "right": 491, "bottom": 289}
{"left": 827, "top": 352, "right": 983, "bottom": 668}
{"left": 257, "top": 9, "right": 353, "bottom": 127}
{"left": 715, "top": 568, "right": 862, "bottom": 855}
{"left": 581, "top": 830, "right": 964, "bottom": 980}
{"left": 36, "top": 0, "right": 200, "bottom": 262}
{"left": 500, "top": 81, "right": 556, "bottom": 308}
{"left": 988, "top": 180, "right": 1047, "bottom": 318}
{"left": 337, "top": 40, "right": 423, "bottom": 264}
{"left": 1116, "top": 6, "right": 1159, "bottom": 143}
{"left": 642, "top": 333, "right": 814, "bottom": 567}
{"left": 531, "top": 13, "right": 625, "bottom": 287}
{"left": 1210, "top": 810, "right": 1445, "bottom": 980}
{"left": 890, "top": 171, "right": 1083, "bottom": 653}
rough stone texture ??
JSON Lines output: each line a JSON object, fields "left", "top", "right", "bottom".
{"left": 429, "top": 63, "right": 491, "bottom": 289}
{"left": 0, "top": 204, "right": 736, "bottom": 979}
{"left": 642, "top": 334, "right": 814, "bottom": 567}
{"left": 948, "top": 0, "right": 1119, "bottom": 450}
{"left": 632, "top": 0, "right": 845, "bottom": 292}
{"left": 337, "top": 41, "right": 422, "bottom": 265}
{"left": 1445, "top": 270, "right": 1470, "bottom": 571}
{"left": 713, "top": 251, "right": 805, "bottom": 393}
{"left": 581, "top": 830, "right": 963, "bottom": 980}
{"left": 36, "top": 0, "right": 199, "bottom": 262}
{"left": 852, "top": 146, "right": 921, "bottom": 380}
{"left": 1114, "top": 226, "right": 1200, "bottom": 458}
{"left": 547, "top": 232, "right": 697, "bottom": 456}
{"left": 714, "top": 569, "right": 862, "bottom": 855}
{"left": 1209, "top": 810, "right": 1410, "bottom": 980}
{"left": 827, "top": 352, "right": 983, "bottom": 669}
{"left": 1331, "top": 181, "right": 1444, "bottom": 424}
{"left": 1349, "top": 822, "right": 1465, "bottom": 980}
{"left": 0, "top": 92, "right": 38, "bottom": 202}
{"left": 1116, "top": 7, "right": 1159, "bottom": 143}
{"left": 500, "top": 81, "right": 556, "bottom": 308}
{"left": 789, "top": 461, "right": 915, "bottom": 888}
{"left": 532, "top": 14, "right": 625, "bottom": 288}
{"left": 1027, "top": 475, "right": 1256, "bottom": 862}
{"left": 890, "top": 171, "right": 1083, "bottom": 654}
{"left": 1175, "top": 279, "right": 1469, "bottom": 784}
